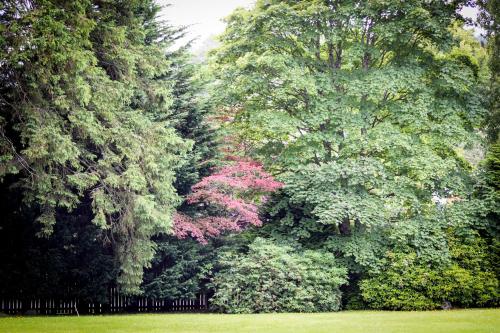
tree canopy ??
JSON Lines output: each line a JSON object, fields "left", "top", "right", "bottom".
{"left": 209, "top": 0, "right": 497, "bottom": 310}
{"left": 0, "top": 0, "right": 497, "bottom": 311}
{"left": 0, "top": 0, "right": 190, "bottom": 294}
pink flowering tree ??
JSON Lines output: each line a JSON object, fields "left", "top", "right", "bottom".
{"left": 173, "top": 159, "right": 282, "bottom": 244}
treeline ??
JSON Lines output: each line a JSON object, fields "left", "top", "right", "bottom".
{"left": 0, "top": 0, "right": 498, "bottom": 313}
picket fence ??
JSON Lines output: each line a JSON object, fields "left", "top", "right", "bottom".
{"left": 0, "top": 289, "right": 209, "bottom": 315}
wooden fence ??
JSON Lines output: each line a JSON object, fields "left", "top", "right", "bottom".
{"left": 0, "top": 289, "right": 209, "bottom": 315}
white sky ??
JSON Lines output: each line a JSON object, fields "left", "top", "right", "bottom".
{"left": 158, "top": 0, "right": 255, "bottom": 48}
{"left": 158, "top": 1, "right": 481, "bottom": 49}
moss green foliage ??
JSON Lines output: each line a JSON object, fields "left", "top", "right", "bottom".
{"left": 210, "top": 238, "right": 347, "bottom": 313}
{"left": 360, "top": 233, "right": 499, "bottom": 310}
{"left": 479, "top": 143, "right": 500, "bottom": 221}
{"left": 1, "top": 310, "right": 499, "bottom": 333}
{"left": 0, "top": 0, "right": 190, "bottom": 294}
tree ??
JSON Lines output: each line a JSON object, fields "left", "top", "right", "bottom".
{"left": 0, "top": 175, "right": 117, "bottom": 302}
{"left": 142, "top": 236, "right": 214, "bottom": 300}
{"left": 211, "top": 0, "right": 490, "bottom": 308}
{"left": 477, "top": 0, "right": 499, "bottom": 142}
{"left": 167, "top": 45, "right": 219, "bottom": 196}
{"left": 141, "top": 35, "right": 220, "bottom": 299}
{"left": 173, "top": 158, "right": 283, "bottom": 244}
{"left": 0, "top": 0, "right": 189, "bottom": 294}
{"left": 475, "top": 0, "right": 500, "bottom": 283}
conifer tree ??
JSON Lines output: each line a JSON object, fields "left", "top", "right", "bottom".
{"left": 0, "top": 0, "right": 189, "bottom": 294}
{"left": 141, "top": 35, "right": 220, "bottom": 298}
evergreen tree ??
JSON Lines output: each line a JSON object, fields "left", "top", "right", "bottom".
{"left": 141, "top": 39, "right": 220, "bottom": 298}
{"left": 476, "top": 0, "right": 500, "bottom": 282}
{"left": 168, "top": 46, "right": 219, "bottom": 196}
{"left": 0, "top": 0, "right": 189, "bottom": 294}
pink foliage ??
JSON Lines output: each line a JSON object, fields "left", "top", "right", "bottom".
{"left": 173, "top": 159, "right": 282, "bottom": 243}
{"left": 191, "top": 160, "right": 282, "bottom": 193}
{"left": 173, "top": 214, "right": 241, "bottom": 244}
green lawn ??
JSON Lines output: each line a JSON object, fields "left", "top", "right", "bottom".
{"left": 0, "top": 309, "right": 498, "bottom": 333}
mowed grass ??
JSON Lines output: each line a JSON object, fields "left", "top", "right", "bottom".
{"left": 0, "top": 309, "right": 499, "bottom": 333}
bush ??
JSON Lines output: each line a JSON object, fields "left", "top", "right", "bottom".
{"left": 210, "top": 238, "right": 347, "bottom": 313}
{"left": 360, "top": 235, "right": 499, "bottom": 310}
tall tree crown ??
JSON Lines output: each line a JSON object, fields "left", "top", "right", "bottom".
{"left": 0, "top": 0, "right": 190, "bottom": 294}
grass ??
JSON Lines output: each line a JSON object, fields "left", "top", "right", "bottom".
{"left": 0, "top": 309, "right": 498, "bottom": 333}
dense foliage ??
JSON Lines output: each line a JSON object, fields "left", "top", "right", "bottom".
{"left": 360, "top": 233, "right": 498, "bottom": 310}
{"left": 140, "top": 36, "right": 220, "bottom": 299}
{"left": 174, "top": 159, "right": 283, "bottom": 244}
{"left": 209, "top": 0, "right": 498, "bottom": 311}
{"left": 478, "top": 0, "right": 499, "bottom": 141}
{"left": 0, "top": 0, "right": 498, "bottom": 312}
{"left": 211, "top": 238, "right": 347, "bottom": 313}
{"left": 0, "top": 0, "right": 191, "bottom": 294}
{"left": 0, "top": 181, "right": 116, "bottom": 302}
